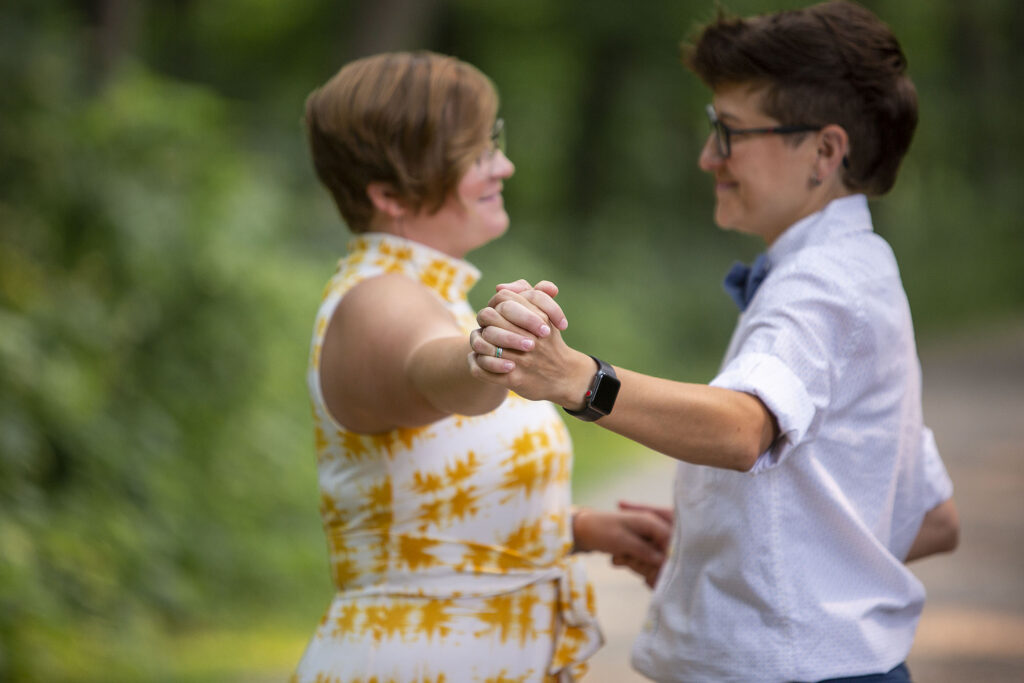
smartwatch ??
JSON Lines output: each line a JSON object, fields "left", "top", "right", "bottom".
{"left": 564, "top": 355, "right": 620, "bottom": 422}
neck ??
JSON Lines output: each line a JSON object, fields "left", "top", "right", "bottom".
{"left": 765, "top": 183, "right": 852, "bottom": 247}
{"left": 368, "top": 217, "right": 463, "bottom": 259}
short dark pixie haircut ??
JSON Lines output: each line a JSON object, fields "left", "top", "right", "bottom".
{"left": 305, "top": 51, "right": 498, "bottom": 233}
{"left": 685, "top": 0, "right": 917, "bottom": 197}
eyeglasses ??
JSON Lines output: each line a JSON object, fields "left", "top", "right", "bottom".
{"left": 705, "top": 104, "right": 821, "bottom": 159}
{"left": 478, "top": 118, "right": 506, "bottom": 164}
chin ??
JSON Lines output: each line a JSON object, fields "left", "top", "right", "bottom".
{"left": 489, "top": 223, "right": 510, "bottom": 242}
{"left": 467, "top": 220, "right": 509, "bottom": 252}
{"left": 490, "top": 213, "right": 510, "bottom": 236}
{"left": 713, "top": 206, "right": 737, "bottom": 231}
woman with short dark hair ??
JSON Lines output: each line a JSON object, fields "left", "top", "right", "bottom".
{"left": 470, "top": 3, "right": 958, "bottom": 681}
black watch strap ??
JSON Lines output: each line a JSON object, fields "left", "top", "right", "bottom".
{"left": 564, "top": 355, "right": 621, "bottom": 422}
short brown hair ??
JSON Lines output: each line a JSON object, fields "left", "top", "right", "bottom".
{"left": 684, "top": 0, "right": 917, "bottom": 197}
{"left": 305, "top": 51, "right": 499, "bottom": 233}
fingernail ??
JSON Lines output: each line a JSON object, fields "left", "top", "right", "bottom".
{"left": 522, "top": 339, "right": 534, "bottom": 350}
{"left": 539, "top": 324, "right": 550, "bottom": 337}
{"left": 557, "top": 319, "right": 568, "bottom": 330}
{"left": 503, "top": 360, "right": 515, "bottom": 371}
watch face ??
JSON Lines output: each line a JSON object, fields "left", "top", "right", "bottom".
{"left": 591, "top": 373, "right": 621, "bottom": 414}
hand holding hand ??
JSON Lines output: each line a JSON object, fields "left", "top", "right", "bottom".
{"left": 477, "top": 280, "right": 567, "bottom": 349}
{"left": 573, "top": 506, "right": 672, "bottom": 589}
{"left": 616, "top": 500, "right": 674, "bottom": 525}
{"left": 468, "top": 280, "right": 592, "bottom": 407}
{"left": 608, "top": 501, "right": 675, "bottom": 588}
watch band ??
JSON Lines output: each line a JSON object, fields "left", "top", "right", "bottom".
{"left": 564, "top": 355, "right": 620, "bottom": 422}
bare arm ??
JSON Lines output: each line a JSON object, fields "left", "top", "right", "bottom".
{"left": 608, "top": 501, "right": 675, "bottom": 588}
{"left": 572, "top": 506, "right": 672, "bottom": 588}
{"left": 469, "top": 288, "right": 778, "bottom": 471}
{"left": 321, "top": 273, "right": 508, "bottom": 433}
{"left": 595, "top": 366, "right": 778, "bottom": 471}
{"left": 904, "top": 498, "right": 959, "bottom": 562}
{"left": 572, "top": 506, "right": 671, "bottom": 559}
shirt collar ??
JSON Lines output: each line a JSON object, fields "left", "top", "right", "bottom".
{"left": 768, "top": 194, "right": 873, "bottom": 265}
{"left": 344, "top": 232, "right": 481, "bottom": 302}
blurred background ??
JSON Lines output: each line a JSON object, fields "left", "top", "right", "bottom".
{"left": 1, "top": 1, "right": 1021, "bottom": 681}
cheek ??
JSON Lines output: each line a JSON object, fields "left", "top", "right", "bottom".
{"left": 455, "top": 168, "right": 488, "bottom": 203}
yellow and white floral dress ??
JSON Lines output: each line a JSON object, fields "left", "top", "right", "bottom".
{"left": 293, "top": 233, "right": 602, "bottom": 683}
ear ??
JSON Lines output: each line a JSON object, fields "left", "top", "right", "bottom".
{"left": 366, "top": 182, "right": 406, "bottom": 219}
{"left": 813, "top": 124, "right": 850, "bottom": 182}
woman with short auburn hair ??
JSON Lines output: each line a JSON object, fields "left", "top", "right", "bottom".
{"left": 305, "top": 51, "right": 498, "bottom": 233}
{"left": 294, "top": 51, "right": 670, "bottom": 682}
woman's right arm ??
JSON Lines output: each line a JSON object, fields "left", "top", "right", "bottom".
{"left": 320, "top": 273, "right": 509, "bottom": 433}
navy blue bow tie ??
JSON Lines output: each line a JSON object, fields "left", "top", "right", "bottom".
{"left": 723, "top": 253, "right": 770, "bottom": 311}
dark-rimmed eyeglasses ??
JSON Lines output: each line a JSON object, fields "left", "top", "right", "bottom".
{"left": 706, "top": 104, "right": 821, "bottom": 159}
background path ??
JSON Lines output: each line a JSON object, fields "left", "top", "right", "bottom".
{"left": 576, "top": 322, "right": 1024, "bottom": 682}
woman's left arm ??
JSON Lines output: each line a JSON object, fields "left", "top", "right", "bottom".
{"left": 904, "top": 498, "right": 959, "bottom": 562}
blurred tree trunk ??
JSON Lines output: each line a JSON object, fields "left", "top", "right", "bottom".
{"left": 569, "top": 35, "right": 633, "bottom": 219}
{"left": 80, "top": 0, "right": 142, "bottom": 85}
{"left": 346, "top": 0, "right": 444, "bottom": 59}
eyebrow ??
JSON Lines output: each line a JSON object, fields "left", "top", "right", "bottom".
{"left": 713, "top": 107, "right": 742, "bottom": 124}
{"left": 717, "top": 107, "right": 778, "bottom": 128}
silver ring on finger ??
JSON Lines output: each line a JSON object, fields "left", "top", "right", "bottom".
{"left": 495, "top": 347, "right": 503, "bottom": 359}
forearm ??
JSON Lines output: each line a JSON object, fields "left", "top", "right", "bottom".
{"left": 905, "top": 498, "right": 959, "bottom": 562}
{"left": 471, "top": 289, "right": 775, "bottom": 469}
{"left": 552, "top": 354, "right": 774, "bottom": 471}
{"left": 599, "top": 369, "right": 775, "bottom": 470}
{"left": 473, "top": 332, "right": 775, "bottom": 469}
{"left": 408, "top": 335, "right": 509, "bottom": 417}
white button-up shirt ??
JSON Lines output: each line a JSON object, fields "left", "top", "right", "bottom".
{"left": 631, "top": 195, "right": 953, "bottom": 682}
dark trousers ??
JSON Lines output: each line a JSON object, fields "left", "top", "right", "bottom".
{"left": 813, "top": 662, "right": 911, "bottom": 683}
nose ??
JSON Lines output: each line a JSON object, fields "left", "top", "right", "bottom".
{"left": 490, "top": 149, "right": 515, "bottom": 178}
{"left": 698, "top": 132, "right": 723, "bottom": 172}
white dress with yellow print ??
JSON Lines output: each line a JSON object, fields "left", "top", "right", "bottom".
{"left": 293, "top": 233, "right": 602, "bottom": 683}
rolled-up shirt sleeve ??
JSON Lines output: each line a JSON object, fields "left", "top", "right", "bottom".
{"left": 711, "top": 261, "right": 857, "bottom": 472}
{"left": 920, "top": 426, "right": 954, "bottom": 506}
{"left": 711, "top": 352, "right": 815, "bottom": 471}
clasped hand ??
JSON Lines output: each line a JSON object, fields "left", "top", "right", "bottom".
{"left": 467, "top": 279, "right": 582, "bottom": 406}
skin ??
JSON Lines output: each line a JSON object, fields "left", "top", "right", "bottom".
{"left": 468, "top": 84, "right": 959, "bottom": 573}
{"left": 321, "top": 150, "right": 518, "bottom": 434}
{"left": 904, "top": 498, "right": 960, "bottom": 562}
{"left": 320, "top": 136, "right": 670, "bottom": 568}
{"left": 701, "top": 84, "right": 850, "bottom": 245}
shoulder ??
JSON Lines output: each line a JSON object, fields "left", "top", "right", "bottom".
{"left": 326, "top": 272, "right": 461, "bottom": 369}
{"left": 756, "top": 233, "right": 913, "bottom": 368}
{"left": 336, "top": 272, "right": 451, "bottom": 325}
{"left": 767, "top": 231, "right": 900, "bottom": 308}
{"left": 319, "top": 273, "right": 461, "bottom": 432}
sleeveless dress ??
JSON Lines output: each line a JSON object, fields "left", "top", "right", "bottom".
{"left": 292, "top": 233, "right": 602, "bottom": 683}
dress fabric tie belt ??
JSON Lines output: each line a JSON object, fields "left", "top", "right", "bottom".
{"left": 329, "top": 531, "right": 604, "bottom": 680}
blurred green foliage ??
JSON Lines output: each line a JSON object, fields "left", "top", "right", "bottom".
{"left": 1, "top": 0, "right": 1022, "bottom": 679}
